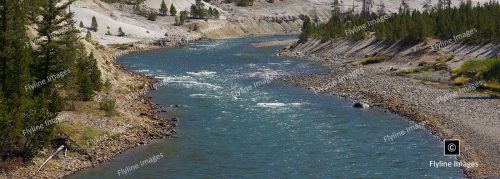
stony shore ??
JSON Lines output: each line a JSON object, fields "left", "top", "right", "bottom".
{"left": 0, "top": 42, "right": 181, "bottom": 179}
{"left": 279, "top": 48, "right": 500, "bottom": 177}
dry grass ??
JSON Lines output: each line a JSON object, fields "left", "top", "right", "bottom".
{"left": 352, "top": 55, "right": 390, "bottom": 66}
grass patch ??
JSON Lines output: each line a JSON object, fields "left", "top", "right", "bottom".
{"left": 401, "top": 65, "right": 432, "bottom": 74}
{"left": 452, "top": 58, "right": 500, "bottom": 93}
{"left": 81, "top": 127, "right": 109, "bottom": 146}
{"left": 481, "top": 83, "right": 500, "bottom": 92}
{"left": 400, "top": 55, "right": 455, "bottom": 74}
{"left": 452, "top": 58, "right": 500, "bottom": 83}
{"left": 352, "top": 55, "right": 390, "bottom": 66}
{"left": 56, "top": 121, "right": 83, "bottom": 142}
{"left": 452, "top": 76, "right": 470, "bottom": 85}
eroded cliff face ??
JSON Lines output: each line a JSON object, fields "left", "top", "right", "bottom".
{"left": 205, "top": 16, "right": 303, "bottom": 39}
{"left": 286, "top": 37, "right": 499, "bottom": 70}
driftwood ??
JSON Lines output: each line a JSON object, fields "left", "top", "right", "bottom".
{"left": 37, "top": 145, "right": 65, "bottom": 171}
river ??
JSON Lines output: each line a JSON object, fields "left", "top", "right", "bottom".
{"left": 68, "top": 36, "right": 464, "bottom": 178}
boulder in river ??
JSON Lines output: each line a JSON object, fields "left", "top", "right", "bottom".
{"left": 353, "top": 102, "right": 370, "bottom": 108}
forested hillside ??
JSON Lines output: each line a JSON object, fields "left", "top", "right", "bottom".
{"left": 300, "top": 0, "right": 500, "bottom": 44}
{"left": 0, "top": 0, "right": 102, "bottom": 162}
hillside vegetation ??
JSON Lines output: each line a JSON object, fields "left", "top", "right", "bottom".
{"left": 300, "top": 0, "right": 500, "bottom": 44}
{"left": 452, "top": 58, "right": 500, "bottom": 91}
{"left": 0, "top": 0, "right": 102, "bottom": 164}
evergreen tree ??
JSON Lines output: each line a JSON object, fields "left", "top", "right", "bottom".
{"left": 208, "top": 7, "right": 213, "bottom": 18}
{"left": 91, "top": 16, "right": 98, "bottom": 32}
{"left": 118, "top": 27, "right": 126, "bottom": 36}
{"left": 298, "top": 15, "right": 313, "bottom": 43}
{"left": 179, "top": 10, "right": 189, "bottom": 25}
{"left": 1, "top": 0, "right": 107, "bottom": 161}
{"left": 190, "top": 0, "right": 207, "bottom": 19}
{"left": 85, "top": 31, "right": 92, "bottom": 42}
{"left": 170, "top": 4, "right": 177, "bottom": 16}
{"left": 160, "top": 0, "right": 168, "bottom": 16}
{"left": 135, "top": 0, "right": 145, "bottom": 9}
{"left": 78, "top": 58, "right": 93, "bottom": 101}
{"left": 105, "top": 26, "right": 112, "bottom": 35}
{"left": 148, "top": 11, "right": 157, "bottom": 21}
{"left": 213, "top": 9, "right": 220, "bottom": 19}
{"left": 79, "top": 21, "right": 84, "bottom": 28}
{"left": 88, "top": 52, "right": 102, "bottom": 91}
{"left": 0, "top": 0, "right": 33, "bottom": 158}
{"left": 306, "top": 1, "right": 500, "bottom": 44}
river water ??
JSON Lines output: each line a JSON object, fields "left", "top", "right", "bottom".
{"left": 68, "top": 36, "right": 464, "bottom": 178}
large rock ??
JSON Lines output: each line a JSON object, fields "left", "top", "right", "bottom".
{"left": 353, "top": 102, "right": 370, "bottom": 108}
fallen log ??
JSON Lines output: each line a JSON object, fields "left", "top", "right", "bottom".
{"left": 37, "top": 145, "right": 65, "bottom": 171}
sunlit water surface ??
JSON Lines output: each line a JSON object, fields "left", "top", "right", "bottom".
{"left": 68, "top": 36, "right": 464, "bottom": 178}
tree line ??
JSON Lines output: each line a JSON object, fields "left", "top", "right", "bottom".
{"left": 300, "top": 0, "right": 500, "bottom": 44}
{"left": 0, "top": 0, "right": 102, "bottom": 163}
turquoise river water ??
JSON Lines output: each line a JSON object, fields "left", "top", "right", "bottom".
{"left": 68, "top": 36, "right": 464, "bottom": 178}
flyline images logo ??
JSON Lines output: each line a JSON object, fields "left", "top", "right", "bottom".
{"left": 444, "top": 139, "right": 460, "bottom": 156}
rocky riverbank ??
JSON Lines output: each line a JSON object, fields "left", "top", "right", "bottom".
{"left": 0, "top": 41, "right": 180, "bottom": 179}
{"left": 279, "top": 40, "right": 500, "bottom": 178}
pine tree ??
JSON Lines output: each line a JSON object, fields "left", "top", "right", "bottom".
{"left": 105, "top": 26, "right": 112, "bottom": 35}
{"left": 91, "top": 16, "right": 98, "bottom": 32}
{"left": 85, "top": 31, "right": 92, "bottom": 42}
{"left": 78, "top": 59, "right": 93, "bottom": 101}
{"left": 148, "top": 11, "right": 158, "bottom": 21}
{"left": 79, "top": 21, "right": 84, "bottom": 28}
{"left": 213, "top": 9, "right": 220, "bottom": 19}
{"left": 88, "top": 52, "right": 102, "bottom": 91}
{"left": 118, "top": 27, "right": 125, "bottom": 36}
{"left": 160, "top": 0, "right": 168, "bottom": 16}
{"left": 76, "top": 51, "right": 102, "bottom": 101}
{"left": 170, "top": 4, "right": 177, "bottom": 16}
{"left": 0, "top": 90, "right": 8, "bottom": 156}
{"left": 0, "top": 0, "right": 42, "bottom": 160}
{"left": 208, "top": 7, "right": 213, "bottom": 18}
{"left": 179, "top": 10, "right": 189, "bottom": 25}
{"left": 33, "top": 0, "right": 74, "bottom": 94}
{"left": 298, "top": 15, "right": 313, "bottom": 43}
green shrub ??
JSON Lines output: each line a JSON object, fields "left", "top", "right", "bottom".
{"left": 103, "top": 79, "right": 112, "bottom": 91}
{"left": 147, "top": 11, "right": 157, "bottom": 21}
{"left": 99, "top": 99, "right": 116, "bottom": 117}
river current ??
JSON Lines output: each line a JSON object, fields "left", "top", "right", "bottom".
{"left": 69, "top": 36, "right": 464, "bottom": 178}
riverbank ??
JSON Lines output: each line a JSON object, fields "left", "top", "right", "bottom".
{"left": 279, "top": 40, "right": 500, "bottom": 177}
{"left": 0, "top": 41, "right": 181, "bottom": 178}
